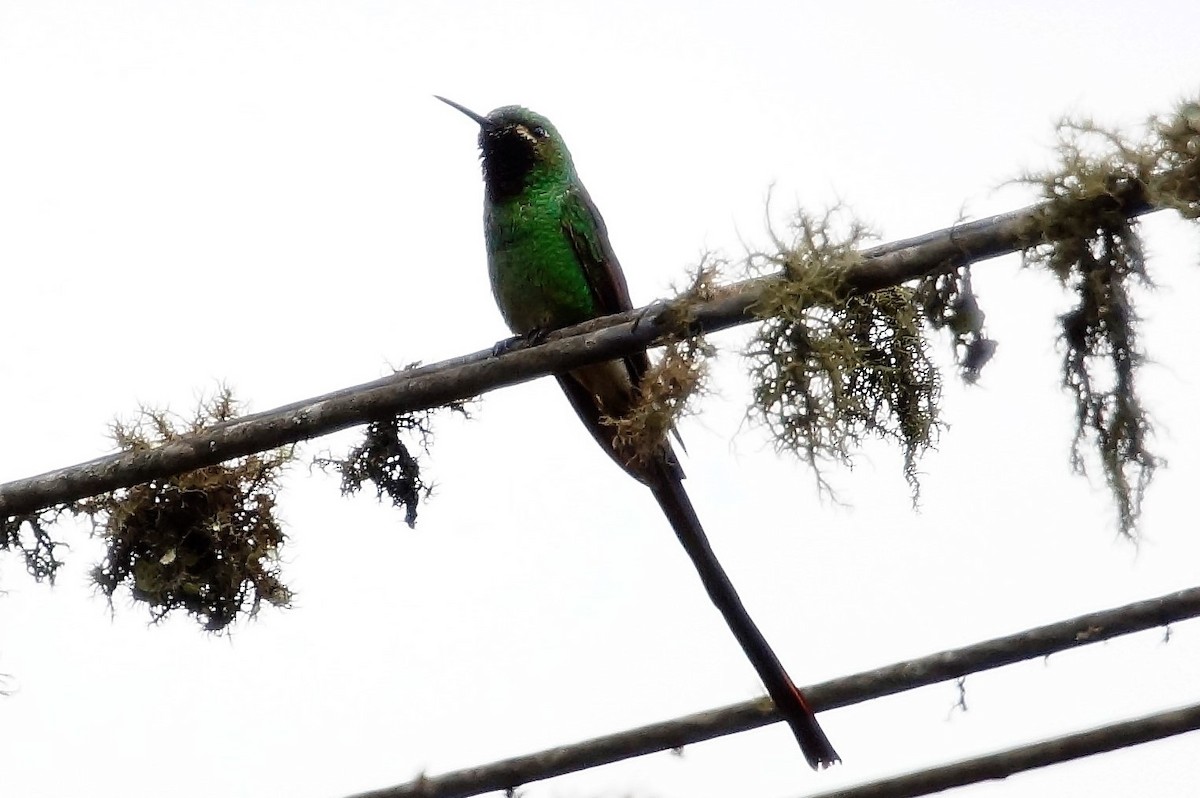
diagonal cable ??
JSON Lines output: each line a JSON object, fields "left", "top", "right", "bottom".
{"left": 802, "top": 702, "right": 1200, "bottom": 798}
{"left": 343, "top": 585, "right": 1198, "bottom": 798}
{"left": 0, "top": 189, "right": 1153, "bottom": 519}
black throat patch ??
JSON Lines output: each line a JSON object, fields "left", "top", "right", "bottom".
{"left": 479, "top": 127, "right": 537, "bottom": 202}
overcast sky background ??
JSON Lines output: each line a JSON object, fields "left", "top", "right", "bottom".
{"left": 2, "top": 2, "right": 1199, "bottom": 797}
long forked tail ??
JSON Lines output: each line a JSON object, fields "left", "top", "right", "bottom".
{"left": 647, "top": 460, "right": 840, "bottom": 769}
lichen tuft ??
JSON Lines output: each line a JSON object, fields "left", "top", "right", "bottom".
{"left": 80, "top": 388, "right": 295, "bottom": 632}
{"left": 745, "top": 208, "right": 942, "bottom": 502}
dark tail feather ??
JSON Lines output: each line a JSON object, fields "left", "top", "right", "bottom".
{"left": 647, "top": 460, "right": 840, "bottom": 770}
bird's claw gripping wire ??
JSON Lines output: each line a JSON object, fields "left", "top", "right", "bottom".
{"left": 491, "top": 327, "right": 550, "bottom": 358}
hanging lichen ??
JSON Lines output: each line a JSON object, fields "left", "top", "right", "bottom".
{"left": 315, "top": 387, "right": 472, "bottom": 528}
{"left": 745, "top": 208, "right": 942, "bottom": 502}
{"left": 79, "top": 388, "right": 295, "bottom": 631}
{"left": 605, "top": 264, "right": 719, "bottom": 469}
{"left": 0, "top": 508, "right": 68, "bottom": 582}
{"left": 1016, "top": 104, "right": 1200, "bottom": 536}
{"left": 915, "top": 266, "right": 997, "bottom": 384}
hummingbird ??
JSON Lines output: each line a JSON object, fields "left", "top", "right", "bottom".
{"left": 437, "top": 96, "right": 840, "bottom": 770}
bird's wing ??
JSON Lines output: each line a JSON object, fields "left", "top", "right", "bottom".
{"left": 561, "top": 183, "right": 650, "bottom": 386}
{"left": 561, "top": 182, "right": 634, "bottom": 314}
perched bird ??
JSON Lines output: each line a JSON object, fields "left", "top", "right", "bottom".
{"left": 437, "top": 96, "right": 839, "bottom": 770}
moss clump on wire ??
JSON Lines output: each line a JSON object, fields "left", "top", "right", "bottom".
{"left": 316, "top": 398, "right": 471, "bottom": 528}
{"left": 1, "top": 508, "right": 68, "bottom": 582}
{"left": 79, "top": 388, "right": 295, "bottom": 632}
{"left": 745, "top": 208, "right": 941, "bottom": 501}
{"left": 1148, "top": 101, "right": 1200, "bottom": 219}
{"left": 1019, "top": 99, "right": 1200, "bottom": 536}
{"left": 605, "top": 264, "right": 718, "bottom": 469}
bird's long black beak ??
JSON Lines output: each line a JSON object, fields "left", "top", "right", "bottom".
{"left": 434, "top": 95, "right": 490, "bottom": 129}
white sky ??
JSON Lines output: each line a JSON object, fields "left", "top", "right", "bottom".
{"left": 2, "top": 2, "right": 1199, "bottom": 797}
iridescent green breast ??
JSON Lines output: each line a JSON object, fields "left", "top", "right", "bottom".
{"left": 485, "top": 182, "right": 597, "bottom": 335}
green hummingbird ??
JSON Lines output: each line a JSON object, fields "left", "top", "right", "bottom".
{"left": 437, "top": 96, "right": 840, "bottom": 770}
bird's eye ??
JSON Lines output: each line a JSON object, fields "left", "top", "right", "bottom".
{"left": 531, "top": 126, "right": 548, "bottom": 138}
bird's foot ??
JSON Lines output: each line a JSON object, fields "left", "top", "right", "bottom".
{"left": 490, "top": 328, "right": 550, "bottom": 358}
{"left": 491, "top": 336, "right": 522, "bottom": 357}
